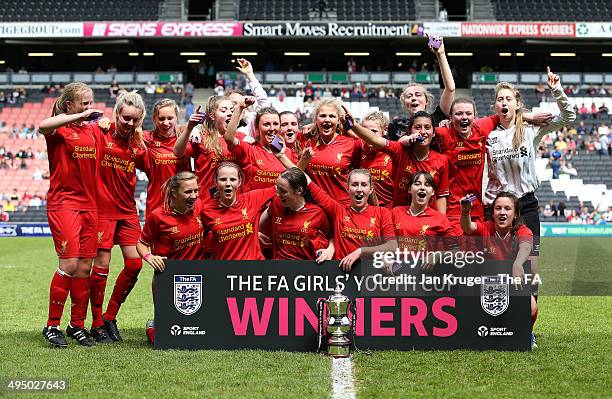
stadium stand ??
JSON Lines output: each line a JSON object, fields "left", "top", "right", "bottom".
{"left": 0, "top": 0, "right": 163, "bottom": 21}
{"left": 491, "top": 0, "right": 610, "bottom": 21}
{"left": 238, "top": 0, "right": 416, "bottom": 21}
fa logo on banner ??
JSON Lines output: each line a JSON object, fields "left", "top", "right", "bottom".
{"left": 481, "top": 275, "right": 509, "bottom": 316}
{"left": 174, "top": 275, "right": 202, "bottom": 316}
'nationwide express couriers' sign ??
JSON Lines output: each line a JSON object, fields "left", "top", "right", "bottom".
{"left": 243, "top": 22, "right": 413, "bottom": 38}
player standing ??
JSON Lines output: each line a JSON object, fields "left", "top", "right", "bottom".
{"left": 39, "top": 82, "right": 104, "bottom": 347}
{"left": 140, "top": 99, "right": 192, "bottom": 219}
{"left": 90, "top": 91, "right": 147, "bottom": 342}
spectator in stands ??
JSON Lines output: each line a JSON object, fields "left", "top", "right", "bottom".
{"left": 0, "top": 91, "right": 6, "bottom": 103}
{"left": 33, "top": 168, "right": 43, "bottom": 181}
{"left": 587, "top": 84, "right": 597, "bottom": 96}
{"left": 15, "top": 148, "right": 28, "bottom": 159}
{"left": 543, "top": 204, "right": 554, "bottom": 217}
{"left": 184, "top": 81, "right": 194, "bottom": 97}
{"left": 570, "top": 85, "right": 580, "bottom": 95}
{"left": 598, "top": 103, "right": 609, "bottom": 117}
{"left": 278, "top": 87, "right": 286, "bottom": 102}
{"left": 3, "top": 200, "right": 15, "bottom": 213}
{"left": 550, "top": 149, "right": 562, "bottom": 179}
{"left": 107, "top": 65, "right": 117, "bottom": 73}
{"left": 598, "top": 125, "right": 610, "bottom": 157}
{"left": 590, "top": 102, "right": 598, "bottom": 118}
{"left": 183, "top": 96, "right": 195, "bottom": 123}
{"left": 18, "top": 66, "right": 27, "bottom": 74}
{"left": 0, "top": 205, "right": 9, "bottom": 221}
{"left": 145, "top": 81, "right": 155, "bottom": 94}
{"left": 535, "top": 82, "right": 547, "bottom": 102}
{"left": 35, "top": 149, "right": 46, "bottom": 160}
{"left": 164, "top": 82, "right": 176, "bottom": 94}
{"left": 577, "top": 121, "right": 588, "bottom": 135}
{"left": 578, "top": 103, "right": 588, "bottom": 119}
{"left": 109, "top": 80, "right": 120, "bottom": 98}
{"left": 9, "top": 188, "right": 18, "bottom": 201}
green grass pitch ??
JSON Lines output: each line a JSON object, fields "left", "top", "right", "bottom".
{"left": 0, "top": 237, "right": 610, "bottom": 398}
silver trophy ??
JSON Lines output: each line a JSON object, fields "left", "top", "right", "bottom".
{"left": 317, "top": 284, "right": 353, "bottom": 357}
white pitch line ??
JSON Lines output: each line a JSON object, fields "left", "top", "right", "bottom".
{"left": 331, "top": 357, "right": 356, "bottom": 399}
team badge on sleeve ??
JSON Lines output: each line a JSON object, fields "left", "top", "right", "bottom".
{"left": 481, "top": 275, "right": 509, "bottom": 316}
{"left": 174, "top": 275, "right": 202, "bottom": 316}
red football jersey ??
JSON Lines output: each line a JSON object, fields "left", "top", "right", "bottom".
{"left": 231, "top": 140, "right": 297, "bottom": 191}
{"left": 392, "top": 206, "right": 457, "bottom": 251}
{"left": 471, "top": 220, "right": 533, "bottom": 260}
{"left": 139, "top": 199, "right": 205, "bottom": 260}
{"left": 308, "top": 182, "right": 394, "bottom": 259}
{"left": 360, "top": 145, "right": 395, "bottom": 208}
{"left": 97, "top": 127, "right": 145, "bottom": 219}
{"left": 187, "top": 131, "right": 245, "bottom": 197}
{"left": 383, "top": 140, "right": 449, "bottom": 207}
{"left": 302, "top": 135, "right": 362, "bottom": 206}
{"left": 141, "top": 131, "right": 192, "bottom": 219}
{"left": 200, "top": 187, "right": 275, "bottom": 260}
{"left": 45, "top": 123, "right": 100, "bottom": 211}
{"left": 436, "top": 116, "right": 497, "bottom": 232}
{"left": 268, "top": 196, "right": 331, "bottom": 260}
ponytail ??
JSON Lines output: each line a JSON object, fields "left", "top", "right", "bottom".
{"left": 162, "top": 171, "right": 197, "bottom": 213}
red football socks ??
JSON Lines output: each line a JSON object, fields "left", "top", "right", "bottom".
{"left": 89, "top": 266, "right": 109, "bottom": 328}
{"left": 104, "top": 258, "right": 142, "bottom": 321}
{"left": 47, "top": 270, "right": 72, "bottom": 327}
{"left": 69, "top": 277, "right": 90, "bottom": 329}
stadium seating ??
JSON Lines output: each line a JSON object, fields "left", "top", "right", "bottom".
{"left": 491, "top": 0, "right": 610, "bottom": 21}
{"left": 0, "top": 0, "right": 162, "bottom": 21}
{"left": 238, "top": 0, "right": 415, "bottom": 21}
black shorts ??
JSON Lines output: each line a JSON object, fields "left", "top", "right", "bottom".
{"left": 519, "top": 192, "right": 540, "bottom": 257}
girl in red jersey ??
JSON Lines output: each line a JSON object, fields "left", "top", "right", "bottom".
{"left": 90, "top": 91, "right": 147, "bottom": 343}
{"left": 460, "top": 192, "right": 538, "bottom": 349}
{"left": 173, "top": 96, "right": 242, "bottom": 195}
{"left": 348, "top": 109, "right": 449, "bottom": 210}
{"left": 200, "top": 162, "right": 277, "bottom": 260}
{"left": 388, "top": 34, "right": 455, "bottom": 139}
{"left": 260, "top": 167, "right": 334, "bottom": 261}
{"left": 287, "top": 149, "right": 397, "bottom": 270}
{"left": 358, "top": 111, "right": 395, "bottom": 208}
{"left": 279, "top": 111, "right": 301, "bottom": 154}
{"left": 391, "top": 172, "right": 456, "bottom": 266}
{"left": 225, "top": 98, "right": 297, "bottom": 191}
{"left": 434, "top": 98, "right": 498, "bottom": 234}
{"left": 137, "top": 171, "right": 204, "bottom": 344}
{"left": 297, "top": 99, "right": 362, "bottom": 206}
{"left": 140, "top": 99, "right": 192, "bottom": 219}
{"left": 39, "top": 82, "right": 105, "bottom": 347}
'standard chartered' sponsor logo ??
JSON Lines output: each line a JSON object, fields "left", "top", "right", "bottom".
{"left": 174, "top": 275, "right": 202, "bottom": 316}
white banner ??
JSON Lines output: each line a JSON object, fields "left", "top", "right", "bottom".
{"left": 575, "top": 22, "right": 612, "bottom": 38}
{"left": 421, "top": 22, "right": 461, "bottom": 38}
{"left": 0, "top": 22, "right": 83, "bottom": 38}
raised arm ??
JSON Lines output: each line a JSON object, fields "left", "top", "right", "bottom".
{"left": 174, "top": 105, "right": 203, "bottom": 157}
{"left": 225, "top": 96, "right": 255, "bottom": 150}
{"left": 427, "top": 34, "right": 455, "bottom": 116}
{"left": 39, "top": 109, "right": 104, "bottom": 135}
{"left": 341, "top": 105, "right": 386, "bottom": 149}
{"left": 534, "top": 66, "right": 577, "bottom": 143}
{"left": 236, "top": 58, "right": 271, "bottom": 137}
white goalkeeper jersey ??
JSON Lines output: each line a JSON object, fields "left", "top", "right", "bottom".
{"left": 484, "top": 84, "right": 575, "bottom": 205}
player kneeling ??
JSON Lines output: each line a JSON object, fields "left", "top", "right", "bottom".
{"left": 137, "top": 172, "right": 205, "bottom": 344}
{"left": 461, "top": 192, "right": 539, "bottom": 349}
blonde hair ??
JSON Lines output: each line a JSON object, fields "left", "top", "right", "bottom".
{"left": 348, "top": 169, "right": 379, "bottom": 206}
{"left": 362, "top": 111, "right": 389, "bottom": 131}
{"left": 114, "top": 91, "right": 146, "bottom": 153}
{"left": 311, "top": 98, "right": 345, "bottom": 145}
{"left": 495, "top": 82, "right": 526, "bottom": 150}
{"left": 152, "top": 98, "right": 179, "bottom": 136}
{"left": 400, "top": 83, "right": 435, "bottom": 114}
{"left": 162, "top": 171, "right": 197, "bottom": 213}
{"left": 52, "top": 82, "right": 92, "bottom": 116}
{"left": 202, "top": 95, "right": 231, "bottom": 157}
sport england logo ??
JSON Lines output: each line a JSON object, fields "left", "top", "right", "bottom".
{"left": 174, "top": 275, "right": 202, "bottom": 315}
{"left": 170, "top": 325, "right": 182, "bottom": 336}
{"left": 477, "top": 326, "right": 489, "bottom": 336}
{"left": 481, "top": 275, "right": 509, "bottom": 316}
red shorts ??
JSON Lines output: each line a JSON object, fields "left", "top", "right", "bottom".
{"left": 97, "top": 215, "right": 141, "bottom": 250}
{"left": 47, "top": 209, "right": 98, "bottom": 259}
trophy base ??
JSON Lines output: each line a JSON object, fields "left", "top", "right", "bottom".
{"left": 326, "top": 345, "right": 351, "bottom": 358}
